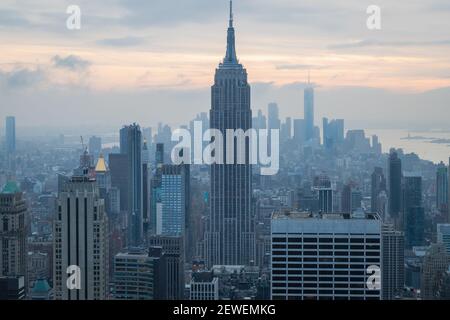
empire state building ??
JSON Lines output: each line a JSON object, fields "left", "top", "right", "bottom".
{"left": 206, "top": 1, "right": 255, "bottom": 266}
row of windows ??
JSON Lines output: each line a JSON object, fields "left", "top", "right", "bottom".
{"left": 272, "top": 251, "right": 380, "bottom": 256}
{"left": 273, "top": 244, "right": 380, "bottom": 250}
{"left": 273, "top": 237, "right": 380, "bottom": 244}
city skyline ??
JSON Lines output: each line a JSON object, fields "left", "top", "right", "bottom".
{"left": 1, "top": 0, "right": 450, "bottom": 305}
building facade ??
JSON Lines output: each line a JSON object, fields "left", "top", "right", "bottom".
{"left": 0, "top": 182, "right": 27, "bottom": 279}
{"left": 53, "top": 175, "right": 109, "bottom": 300}
{"left": 271, "top": 211, "right": 382, "bottom": 300}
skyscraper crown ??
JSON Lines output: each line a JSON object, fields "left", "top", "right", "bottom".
{"left": 223, "top": 0, "right": 238, "bottom": 65}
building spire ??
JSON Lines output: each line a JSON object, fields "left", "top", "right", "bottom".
{"left": 229, "top": 0, "right": 233, "bottom": 27}
{"left": 224, "top": 0, "right": 238, "bottom": 64}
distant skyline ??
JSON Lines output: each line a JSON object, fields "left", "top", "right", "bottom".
{"left": 1, "top": 0, "right": 450, "bottom": 128}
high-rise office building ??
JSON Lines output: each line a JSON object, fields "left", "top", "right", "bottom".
{"left": 403, "top": 175, "right": 424, "bottom": 249}
{"left": 371, "top": 167, "right": 386, "bottom": 216}
{"left": 314, "top": 175, "right": 333, "bottom": 213}
{"left": 372, "top": 135, "right": 382, "bottom": 155}
{"left": 142, "top": 140, "right": 150, "bottom": 236}
{"left": 421, "top": 244, "right": 449, "bottom": 300}
{"left": 293, "top": 119, "right": 306, "bottom": 146}
{"left": 206, "top": 1, "right": 255, "bottom": 267}
{"left": 268, "top": 103, "right": 280, "bottom": 131}
{"left": 150, "top": 143, "right": 164, "bottom": 235}
{"left": 88, "top": 136, "right": 102, "bottom": 159}
{"left": 388, "top": 151, "right": 402, "bottom": 224}
{"left": 436, "top": 162, "right": 448, "bottom": 215}
{"left": 0, "top": 182, "right": 27, "bottom": 280}
{"left": 304, "top": 82, "right": 314, "bottom": 142}
{"left": 252, "top": 109, "right": 266, "bottom": 130}
{"left": 95, "top": 154, "right": 110, "bottom": 201}
{"left": 149, "top": 235, "right": 185, "bottom": 300}
{"left": 271, "top": 211, "right": 381, "bottom": 300}
{"left": 381, "top": 224, "right": 404, "bottom": 300}
{"left": 53, "top": 171, "right": 109, "bottom": 300}
{"left": 448, "top": 157, "right": 450, "bottom": 222}
{"left": 159, "top": 164, "right": 190, "bottom": 236}
{"left": 5, "top": 116, "right": 16, "bottom": 155}
{"left": 323, "top": 118, "right": 344, "bottom": 150}
{"left": 280, "top": 117, "right": 292, "bottom": 144}
{"left": 109, "top": 153, "right": 128, "bottom": 213}
{"left": 437, "top": 224, "right": 450, "bottom": 255}
{"left": 316, "top": 187, "right": 333, "bottom": 213}
{"left": 120, "top": 124, "right": 143, "bottom": 246}
{"left": 112, "top": 247, "right": 163, "bottom": 300}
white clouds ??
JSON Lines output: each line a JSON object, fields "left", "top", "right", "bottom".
{"left": 52, "top": 55, "right": 91, "bottom": 70}
{"left": 0, "top": 67, "right": 45, "bottom": 89}
{"left": 0, "top": 0, "right": 449, "bottom": 129}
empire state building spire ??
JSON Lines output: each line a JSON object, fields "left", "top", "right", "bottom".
{"left": 224, "top": 0, "right": 238, "bottom": 64}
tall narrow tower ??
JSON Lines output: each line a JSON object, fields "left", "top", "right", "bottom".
{"left": 304, "top": 75, "right": 315, "bottom": 142}
{"left": 206, "top": 1, "right": 255, "bottom": 266}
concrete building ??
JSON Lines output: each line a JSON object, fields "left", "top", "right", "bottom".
{"left": 437, "top": 224, "right": 450, "bottom": 255}
{"left": 53, "top": 173, "right": 109, "bottom": 300}
{"left": 271, "top": 210, "right": 382, "bottom": 300}
{"left": 112, "top": 247, "right": 163, "bottom": 300}
{"left": 381, "top": 224, "right": 404, "bottom": 300}
{"left": 190, "top": 271, "right": 219, "bottom": 300}
{"left": 0, "top": 182, "right": 27, "bottom": 281}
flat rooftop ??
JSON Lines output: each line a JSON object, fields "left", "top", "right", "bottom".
{"left": 272, "top": 210, "right": 380, "bottom": 221}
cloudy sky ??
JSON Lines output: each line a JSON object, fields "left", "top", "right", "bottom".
{"left": 0, "top": 0, "right": 450, "bottom": 133}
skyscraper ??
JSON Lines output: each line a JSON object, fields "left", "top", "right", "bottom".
{"left": 88, "top": 136, "right": 102, "bottom": 159}
{"left": 5, "top": 116, "right": 16, "bottom": 155}
{"left": 304, "top": 81, "right": 314, "bottom": 142}
{"left": 53, "top": 171, "right": 109, "bottom": 300}
{"left": 293, "top": 119, "right": 306, "bottom": 146}
{"left": 267, "top": 103, "right": 280, "bottom": 131}
{"left": 112, "top": 247, "right": 163, "bottom": 300}
{"left": 142, "top": 140, "right": 150, "bottom": 236}
{"left": 0, "top": 182, "right": 27, "bottom": 280}
{"left": 120, "top": 124, "right": 143, "bottom": 246}
{"left": 403, "top": 175, "right": 424, "bottom": 249}
{"left": 381, "top": 224, "right": 404, "bottom": 300}
{"left": 323, "top": 118, "right": 344, "bottom": 150}
{"left": 109, "top": 153, "right": 128, "bottom": 213}
{"left": 148, "top": 235, "right": 185, "bottom": 300}
{"left": 421, "top": 244, "right": 449, "bottom": 300}
{"left": 160, "top": 164, "right": 190, "bottom": 236}
{"left": 371, "top": 167, "right": 386, "bottom": 216}
{"left": 388, "top": 151, "right": 402, "bottom": 225}
{"left": 436, "top": 162, "right": 448, "bottom": 215}
{"left": 206, "top": 1, "right": 255, "bottom": 267}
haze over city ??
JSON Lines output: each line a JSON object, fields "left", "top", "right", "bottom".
{"left": 1, "top": 0, "right": 450, "bottom": 307}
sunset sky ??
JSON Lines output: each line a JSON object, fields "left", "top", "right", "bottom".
{"left": 1, "top": 0, "right": 450, "bottom": 130}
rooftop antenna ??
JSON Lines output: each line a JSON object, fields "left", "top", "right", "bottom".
{"left": 80, "top": 136, "right": 86, "bottom": 152}
{"left": 229, "top": 0, "right": 233, "bottom": 27}
{"left": 308, "top": 69, "right": 311, "bottom": 85}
